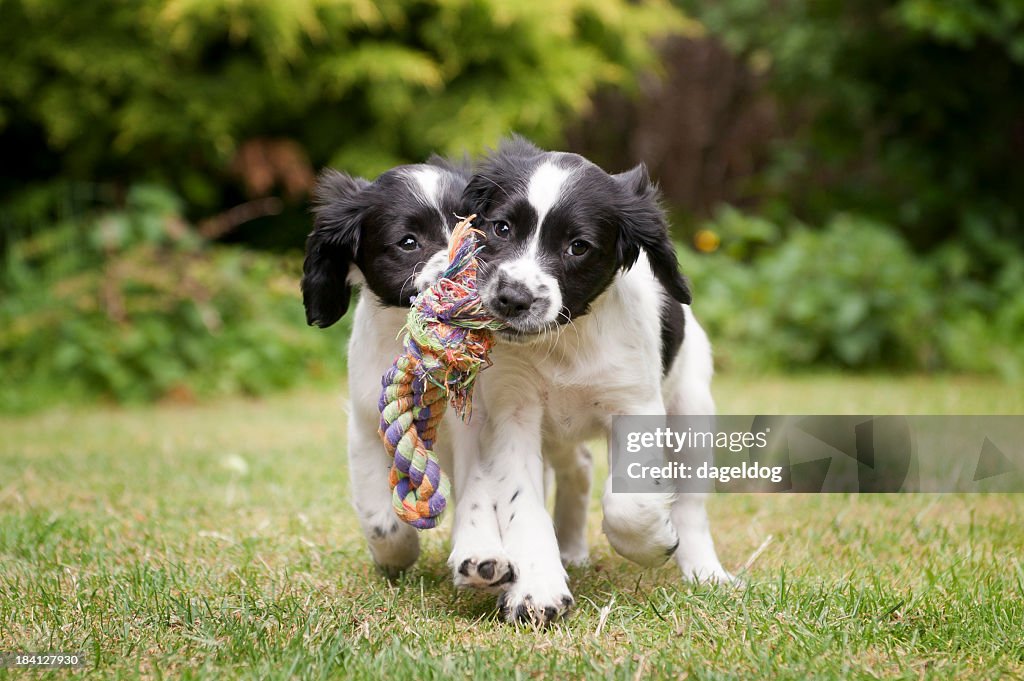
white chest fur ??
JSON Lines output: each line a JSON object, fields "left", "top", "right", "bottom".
{"left": 482, "top": 256, "right": 668, "bottom": 444}
{"left": 347, "top": 292, "right": 409, "bottom": 419}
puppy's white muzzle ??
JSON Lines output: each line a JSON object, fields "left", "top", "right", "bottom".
{"left": 481, "top": 257, "right": 563, "bottom": 335}
{"left": 413, "top": 248, "right": 450, "bottom": 292}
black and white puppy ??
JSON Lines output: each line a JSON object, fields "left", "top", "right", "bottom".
{"left": 303, "top": 158, "right": 593, "bottom": 593}
{"left": 451, "top": 137, "right": 731, "bottom": 625}
{"left": 302, "top": 159, "right": 474, "bottom": 576}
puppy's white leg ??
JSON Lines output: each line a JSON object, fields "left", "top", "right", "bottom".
{"left": 448, "top": 406, "right": 516, "bottom": 592}
{"left": 601, "top": 402, "right": 680, "bottom": 567}
{"left": 665, "top": 306, "right": 732, "bottom": 583}
{"left": 347, "top": 405, "right": 419, "bottom": 577}
{"left": 549, "top": 441, "right": 593, "bottom": 567}
{"left": 670, "top": 494, "right": 732, "bottom": 582}
{"left": 449, "top": 465, "right": 517, "bottom": 591}
{"left": 495, "top": 461, "right": 574, "bottom": 625}
{"left": 485, "top": 399, "right": 573, "bottom": 625}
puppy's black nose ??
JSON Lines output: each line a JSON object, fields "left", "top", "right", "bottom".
{"left": 493, "top": 281, "right": 536, "bottom": 318}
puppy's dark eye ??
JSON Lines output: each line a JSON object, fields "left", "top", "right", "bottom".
{"left": 567, "top": 239, "right": 590, "bottom": 256}
{"left": 491, "top": 220, "right": 511, "bottom": 240}
{"left": 397, "top": 235, "right": 420, "bottom": 251}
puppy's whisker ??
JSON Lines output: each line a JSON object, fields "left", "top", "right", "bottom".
{"left": 537, "top": 320, "right": 561, "bottom": 364}
{"left": 399, "top": 267, "right": 421, "bottom": 301}
{"left": 537, "top": 325, "right": 553, "bottom": 362}
{"left": 558, "top": 308, "right": 583, "bottom": 361}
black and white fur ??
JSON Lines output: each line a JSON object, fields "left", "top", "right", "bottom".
{"left": 451, "top": 137, "right": 731, "bottom": 625}
{"left": 302, "top": 159, "right": 474, "bottom": 576}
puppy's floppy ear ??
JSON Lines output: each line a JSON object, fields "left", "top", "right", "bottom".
{"left": 613, "top": 163, "right": 692, "bottom": 305}
{"left": 462, "top": 171, "right": 500, "bottom": 228}
{"left": 302, "top": 169, "right": 371, "bottom": 328}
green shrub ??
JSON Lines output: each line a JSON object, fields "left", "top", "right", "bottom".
{"left": 0, "top": 0, "right": 687, "bottom": 228}
{"left": 0, "top": 186, "right": 345, "bottom": 412}
{"left": 678, "top": 0, "right": 1024, "bottom": 252}
{"left": 682, "top": 209, "right": 1023, "bottom": 377}
{"left": 931, "top": 241, "right": 1024, "bottom": 382}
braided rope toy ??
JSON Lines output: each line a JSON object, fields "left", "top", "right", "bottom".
{"left": 377, "top": 216, "right": 504, "bottom": 529}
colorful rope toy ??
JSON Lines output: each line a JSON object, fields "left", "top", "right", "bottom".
{"left": 377, "top": 216, "right": 504, "bottom": 529}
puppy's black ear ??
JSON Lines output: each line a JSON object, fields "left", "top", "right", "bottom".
{"left": 462, "top": 172, "right": 500, "bottom": 227}
{"left": 302, "top": 169, "right": 371, "bottom": 328}
{"left": 614, "top": 163, "right": 692, "bottom": 305}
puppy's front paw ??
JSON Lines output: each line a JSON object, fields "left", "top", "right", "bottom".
{"left": 560, "top": 545, "right": 590, "bottom": 568}
{"left": 364, "top": 518, "right": 420, "bottom": 579}
{"left": 498, "top": 585, "right": 574, "bottom": 626}
{"left": 453, "top": 555, "right": 518, "bottom": 592}
{"left": 602, "top": 494, "right": 678, "bottom": 568}
{"left": 677, "top": 558, "right": 737, "bottom": 585}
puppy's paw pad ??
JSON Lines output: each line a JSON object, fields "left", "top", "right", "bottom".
{"left": 498, "top": 590, "right": 574, "bottom": 627}
{"left": 454, "top": 556, "right": 517, "bottom": 591}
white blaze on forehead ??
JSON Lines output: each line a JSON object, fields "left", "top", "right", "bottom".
{"left": 406, "top": 166, "right": 451, "bottom": 231}
{"left": 526, "top": 160, "right": 573, "bottom": 253}
{"left": 408, "top": 166, "right": 441, "bottom": 203}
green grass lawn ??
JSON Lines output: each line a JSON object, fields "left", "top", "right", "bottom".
{"left": 2, "top": 374, "right": 1023, "bottom": 679}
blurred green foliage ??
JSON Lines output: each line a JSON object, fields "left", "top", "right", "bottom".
{"left": 680, "top": 0, "right": 1024, "bottom": 251}
{"left": 2, "top": 0, "right": 1021, "bottom": 410}
{"left": 683, "top": 209, "right": 1024, "bottom": 380}
{"left": 0, "top": 0, "right": 691, "bottom": 410}
{"left": 0, "top": 0, "right": 686, "bottom": 225}
{"left": 0, "top": 187, "right": 344, "bottom": 412}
